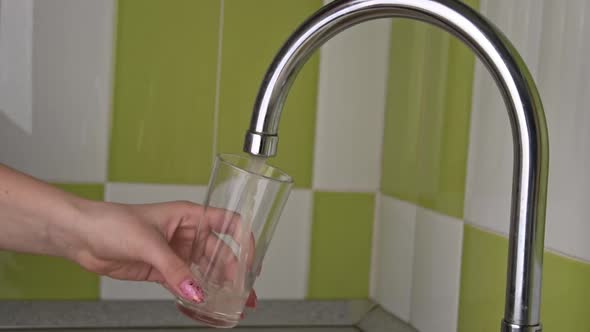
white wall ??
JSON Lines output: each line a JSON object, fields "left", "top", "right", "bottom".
{"left": 465, "top": 0, "right": 590, "bottom": 263}
{"left": 0, "top": 0, "right": 114, "bottom": 183}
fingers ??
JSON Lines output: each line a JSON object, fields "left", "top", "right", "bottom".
{"left": 203, "top": 207, "right": 243, "bottom": 238}
{"left": 198, "top": 229, "right": 257, "bottom": 281}
{"left": 168, "top": 222, "right": 197, "bottom": 265}
{"left": 144, "top": 235, "right": 206, "bottom": 304}
{"left": 245, "top": 290, "right": 257, "bottom": 308}
{"left": 195, "top": 206, "right": 256, "bottom": 274}
{"left": 140, "top": 202, "right": 257, "bottom": 305}
{"left": 241, "top": 290, "right": 258, "bottom": 320}
{"left": 204, "top": 233, "right": 239, "bottom": 265}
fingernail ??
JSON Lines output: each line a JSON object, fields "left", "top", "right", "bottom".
{"left": 245, "top": 291, "right": 257, "bottom": 308}
{"left": 179, "top": 279, "right": 206, "bottom": 303}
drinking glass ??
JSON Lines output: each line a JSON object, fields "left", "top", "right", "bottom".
{"left": 175, "top": 153, "right": 293, "bottom": 328}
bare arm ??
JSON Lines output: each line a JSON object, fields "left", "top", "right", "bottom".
{"left": 0, "top": 163, "right": 83, "bottom": 257}
{"left": 0, "top": 163, "right": 256, "bottom": 307}
{"left": 0, "top": 163, "right": 207, "bottom": 301}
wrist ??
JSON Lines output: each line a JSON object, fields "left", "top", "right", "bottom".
{"left": 46, "top": 194, "right": 98, "bottom": 261}
{"left": 0, "top": 164, "right": 105, "bottom": 260}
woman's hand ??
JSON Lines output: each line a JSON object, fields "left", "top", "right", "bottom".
{"left": 0, "top": 163, "right": 256, "bottom": 309}
{"left": 64, "top": 199, "right": 257, "bottom": 307}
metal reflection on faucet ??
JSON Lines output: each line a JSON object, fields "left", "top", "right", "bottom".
{"left": 242, "top": 1, "right": 549, "bottom": 331}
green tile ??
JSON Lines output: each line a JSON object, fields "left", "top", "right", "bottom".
{"left": 381, "top": 19, "right": 428, "bottom": 202}
{"left": 414, "top": 27, "right": 451, "bottom": 214}
{"left": 542, "top": 251, "right": 590, "bottom": 331}
{"left": 0, "top": 253, "right": 99, "bottom": 300}
{"left": 308, "top": 192, "right": 374, "bottom": 299}
{"left": 217, "top": 0, "right": 321, "bottom": 188}
{"left": 458, "top": 224, "right": 590, "bottom": 331}
{"left": 54, "top": 183, "right": 104, "bottom": 201}
{"left": 458, "top": 225, "right": 506, "bottom": 332}
{"left": 415, "top": 11, "right": 478, "bottom": 218}
{"left": 0, "top": 184, "right": 103, "bottom": 300}
{"left": 381, "top": 0, "right": 478, "bottom": 219}
{"left": 424, "top": 5, "right": 477, "bottom": 218}
{"left": 109, "top": 0, "right": 220, "bottom": 185}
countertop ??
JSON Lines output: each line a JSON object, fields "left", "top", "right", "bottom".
{"left": 0, "top": 300, "right": 416, "bottom": 332}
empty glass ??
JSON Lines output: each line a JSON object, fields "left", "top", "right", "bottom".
{"left": 175, "top": 153, "right": 293, "bottom": 328}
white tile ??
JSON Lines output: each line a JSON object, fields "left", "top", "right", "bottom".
{"left": 101, "top": 183, "right": 209, "bottom": 299}
{"left": 410, "top": 207, "right": 463, "bottom": 332}
{"left": 0, "top": 0, "right": 34, "bottom": 134}
{"left": 539, "top": 0, "right": 590, "bottom": 262}
{"left": 254, "top": 189, "right": 313, "bottom": 299}
{"left": 105, "top": 182, "right": 208, "bottom": 205}
{"left": 371, "top": 195, "right": 416, "bottom": 322}
{"left": 466, "top": 0, "right": 590, "bottom": 262}
{"left": 0, "top": 0, "right": 114, "bottom": 182}
{"left": 463, "top": 57, "right": 512, "bottom": 235}
{"left": 369, "top": 193, "right": 382, "bottom": 298}
{"left": 312, "top": 18, "right": 391, "bottom": 192}
{"left": 464, "top": 0, "right": 540, "bottom": 235}
{"left": 512, "top": 0, "right": 545, "bottom": 76}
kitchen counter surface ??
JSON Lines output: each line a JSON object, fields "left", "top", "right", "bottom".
{"left": 0, "top": 300, "right": 415, "bottom": 332}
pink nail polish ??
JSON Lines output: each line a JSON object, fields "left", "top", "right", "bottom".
{"left": 179, "top": 279, "right": 206, "bottom": 303}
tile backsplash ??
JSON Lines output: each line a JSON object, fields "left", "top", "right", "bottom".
{"left": 1, "top": 1, "right": 589, "bottom": 331}
{"left": 0, "top": 0, "right": 383, "bottom": 302}
{"left": 372, "top": 0, "right": 590, "bottom": 331}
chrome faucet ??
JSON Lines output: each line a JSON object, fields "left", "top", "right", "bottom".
{"left": 242, "top": 1, "right": 549, "bottom": 331}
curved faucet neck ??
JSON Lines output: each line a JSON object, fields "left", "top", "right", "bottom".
{"left": 243, "top": 1, "right": 548, "bottom": 331}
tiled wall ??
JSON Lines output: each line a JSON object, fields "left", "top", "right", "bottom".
{"left": 0, "top": 0, "right": 387, "bottom": 301}
{"left": 372, "top": 0, "right": 590, "bottom": 331}
{"left": 2, "top": 1, "right": 589, "bottom": 330}
{"left": 371, "top": 3, "right": 477, "bottom": 329}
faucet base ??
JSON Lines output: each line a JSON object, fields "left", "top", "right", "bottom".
{"left": 502, "top": 321, "right": 542, "bottom": 332}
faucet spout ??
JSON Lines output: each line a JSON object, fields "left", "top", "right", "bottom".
{"left": 243, "top": 1, "right": 549, "bottom": 331}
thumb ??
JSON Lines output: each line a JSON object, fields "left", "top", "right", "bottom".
{"left": 147, "top": 237, "right": 206, "bottom": 304}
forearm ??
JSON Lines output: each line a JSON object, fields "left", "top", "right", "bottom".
{"left": 0, "top": 164, "right": 85, "bottom": 258}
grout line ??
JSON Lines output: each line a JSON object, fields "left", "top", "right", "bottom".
{"left": 368, "top": 192, "right": 382, "bottom": 299}
{"left": 370, "top": 26, "right": 391, "bottom": 305}
{"left": 211, "top": 0, "right": 225, "bottom": 161}
{"left": 98, "top": 0, "right": 119, "bottom": 298}
{"left": 310, "top": 38, "right": 326, "bottom": 192}
{"left": 544, "top": 247, "right": 590, "bottom": 266}
{"left": 383, "top": 192, "right": 465, "bottom": 225}
{"left": 454, "top": 218, "right": 465, "bottom": 332}
{"left": 104, "top": 182, "right": 209, "bottom": 189}
{"left": 384, "top": 195, "right": 462, "bottom": 327}
{"left": 375, "top": 22, "right": 393, "bottom": 196}
{"left": 311, "top": 187, "right": 377, "bottom": 194}
{"left": 463, "top": 220, "right": 590, "bottom": 265}
{"left": 304, "top": 190, "right": 316, "bottom": 299}
{"left": 103, "top": 0, "right": 119, "bottom": 185}
{"left": 407, "top": 206, "right": 418, "bottom": 328}
{"left": 462, "top": 220, "right": 508, "bottom": 237}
